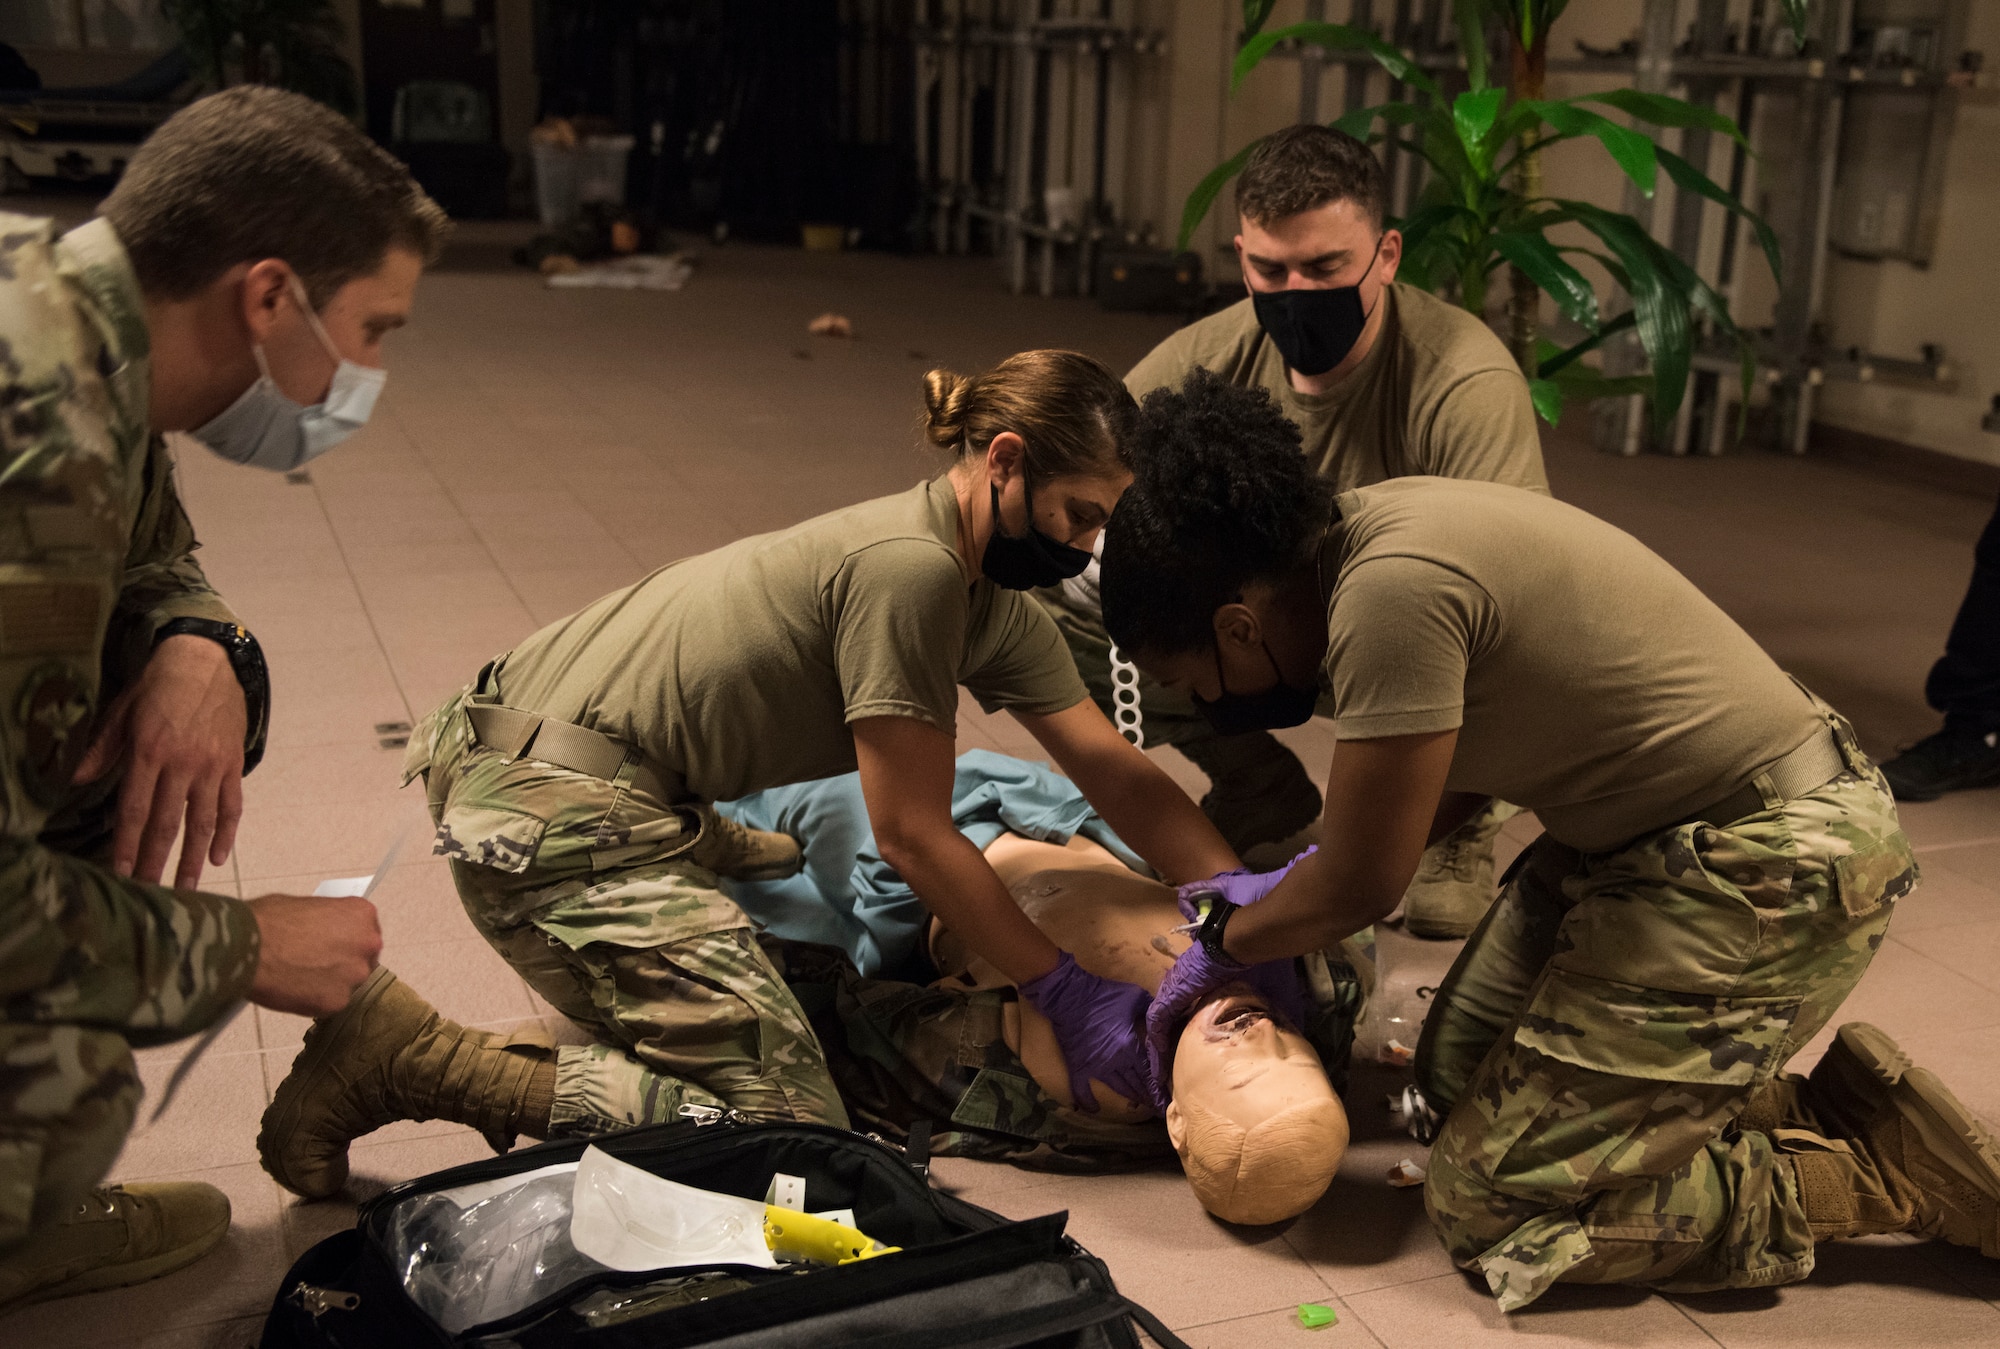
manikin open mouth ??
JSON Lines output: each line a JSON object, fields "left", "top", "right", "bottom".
{"left": 1192, "top": 989, "right": 1278, "bottom": 1041}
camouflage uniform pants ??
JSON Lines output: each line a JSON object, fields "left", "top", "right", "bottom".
{"left": 1414, "top": 706, "right": 1916, "bottom": 1312}
{"left": 408, "top": 684, "right": 848, "bottom": 1137}
{"left": 0, "top": 1027, "right": 139, "bottom": 1250}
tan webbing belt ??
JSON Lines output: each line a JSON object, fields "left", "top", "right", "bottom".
{"left": 1680, "top": 726, "right": 1848, "bottom": 830}
{"left": 465, "top": 700, "right": 687, "bottom": 803}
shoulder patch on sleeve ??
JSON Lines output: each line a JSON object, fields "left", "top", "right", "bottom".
{"left": 14, "top": 660, "right": 94, "bottom": 806}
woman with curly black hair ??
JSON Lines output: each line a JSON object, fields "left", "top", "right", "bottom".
{"left": 1096, "top": 371, "right": 1995, "bottom": 1310}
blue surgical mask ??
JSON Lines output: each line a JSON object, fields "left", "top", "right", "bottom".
{"left": 193, "top": 274, "right": 385, "bottom": 471}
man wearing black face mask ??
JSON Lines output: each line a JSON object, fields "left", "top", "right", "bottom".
{"left": 1041, "top": 123, "right": 1544, "bottom": 940}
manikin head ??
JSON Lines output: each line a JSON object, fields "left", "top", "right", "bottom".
{"left": 1167, "top": 984, "right": 1348, "bottom": 1225}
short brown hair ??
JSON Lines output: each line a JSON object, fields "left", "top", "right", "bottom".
{"left": 102, "top": 86, "right": 449, "bottom": 307}
{"left": 1235, "top": 124, "right": 1386, "bottom": 230}
{"left": 922, "top": 350, "right": 1138, "bottom": 479}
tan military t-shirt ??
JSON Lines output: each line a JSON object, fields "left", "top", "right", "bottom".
{"left": 1317, "top": 478, "right": 1821, "bottom": 851}
{"left": 1125, "top": 283, "right": 1548, "bottom": 493}
{"left": 496, "top": 477, "right": 1087, "bottom": 803}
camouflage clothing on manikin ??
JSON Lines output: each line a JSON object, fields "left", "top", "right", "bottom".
{"left": 0, "top": 216, "right": 262, "bottom": 1247}
{"left": 1414, "top": 699, "right": 1916, "bottom": 1312}
{"left": 406, "top": 684, "right": 850, "bottom": 1134}
{"left": 771, "top": 937, "right": 1365, "bottom": 1173}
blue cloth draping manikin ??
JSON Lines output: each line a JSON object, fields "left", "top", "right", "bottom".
{"left": 715, "top": 748, "right": 1145, "bottom": 976}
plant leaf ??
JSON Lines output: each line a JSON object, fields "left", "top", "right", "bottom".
{"left": 1452, "top": 88, "right": 1506, "bottom": 170}
{"left": 1780, "top": 0, "right": 1810, "bottom": 45}
{"left": 1530, "top": 102, "right": 1657, "bottom": 196}
{"left": 1654, "top": 145, "right": 1783, "bottom": 287}
{"left": 1528, "top": 378, "right": 1565, "bottom": 426}
{"left": 1493, "top": 231, "right": 1599, "bottom": 329}
{"left": 1177, "top": 139, "right": 1262, "bottom": 251}
{"left": 1554, "top": 199, "right": 1689, "bottom": 430}
{"left": 1241, "top": 0, "right": 1279, "bottom": 43}
{"left": 1397, "top": 201, "right": 1477, "bottom": 265}
{"left": 1236, "top": 22, "right": 1442, "bottom": 99}
{"left": 1539, "top": 311, "right": 1637, "bottom": 376}
{"left": 1330, "top": 100, "right": 1432, "bottom": 140}
{"left": 1452, "top": 0, "right": 1489, "bottom": 91}
{"left": 1577, "top": 90, "right": 1750, "bottom": 147}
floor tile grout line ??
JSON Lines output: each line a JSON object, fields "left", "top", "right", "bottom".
{"left": 1908, "top": 835, "right": 2000, "bottom": 856}
{"left": 303, "top": 454, "right": 419, "bottom": 730}
{"left": 398, "top": 401, "right": 609, "bottom": 630}
{"left": 1165, "top": 1292, "right": 1384, "bottom": 1345}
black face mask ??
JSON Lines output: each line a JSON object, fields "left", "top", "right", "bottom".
{"left": 1191, "top": 641, "right": 1318, "bottom": 735}
{"left": 1250, "top": 241, "right": 1383, "bottom": 377}
{"left": 982, "top": 478, "right": 1093, "bottom": 591}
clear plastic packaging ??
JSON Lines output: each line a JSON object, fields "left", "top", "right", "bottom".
{"left": 386, "top": 1162, "right": 607, "bottom": 1333}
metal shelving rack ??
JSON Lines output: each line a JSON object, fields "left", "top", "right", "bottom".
{"left": 911, "top": 0, "right": 1166, "bottom": 297}
{"left": 1259, "top": 0, "right": 1974, "bottom": 455}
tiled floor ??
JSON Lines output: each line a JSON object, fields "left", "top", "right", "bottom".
{"left": 3, "top": 223, "right": 1999, "bottom": 1347}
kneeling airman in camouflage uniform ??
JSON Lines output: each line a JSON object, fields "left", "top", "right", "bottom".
{"left": 0, "top": 90, "right": 441, "bottom": 1308}
{"left": 259, "top": 352, "right": 1246, "bottom": 1197}
{"left": 1102, "top": 374, "right": 1998, "bottom": 1311}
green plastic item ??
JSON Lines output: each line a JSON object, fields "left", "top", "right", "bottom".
{"left": 1297, "top": 1302, "right": 1338, "bottom": 1329}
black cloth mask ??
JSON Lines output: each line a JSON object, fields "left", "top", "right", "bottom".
{"left": 982, "top": 478, "right": 1092, "bottom": 591}
{"left": 1250, "top": 241, "right": 1383, "bottom": 377}
{"left": 1192, "top": 641, "right": 1318, "bottom": 735}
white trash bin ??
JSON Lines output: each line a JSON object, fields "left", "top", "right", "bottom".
{"left": 531, "top": 135, "right": 634, "bottom": 228}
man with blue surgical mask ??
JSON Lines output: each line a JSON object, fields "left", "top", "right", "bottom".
{"left": 0, "top": 86, "right": 438, "bottom": 1310}
{"left": 1039, "top": 123, "right": 1546, "bottom": 942}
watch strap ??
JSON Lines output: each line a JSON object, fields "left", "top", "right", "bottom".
{"left": 154, "top": 618, "right": 270, "bottom": 774}
{"left": 1196, "top": 895, "right": 1237, "bottom": 963}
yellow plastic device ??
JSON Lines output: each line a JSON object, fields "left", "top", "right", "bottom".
{"left": 762, "top": 1206, "right": 900, "bottom": 1266}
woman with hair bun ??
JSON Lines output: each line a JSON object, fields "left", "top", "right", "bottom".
{"left": 1097, "top": 370, "right": 1979, "bottom": 1314}
{"left": 257, "top": 351, "right": 1240, "bottom": 1201}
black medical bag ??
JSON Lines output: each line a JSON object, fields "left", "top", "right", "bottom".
{"left": 260, "top": 1119, "right": 1187, "bottom": 1348}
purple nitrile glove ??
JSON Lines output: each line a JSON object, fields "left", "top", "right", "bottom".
{"left": 1143, "top": 943, "right": 1307, "bottom": 1112}
{"left": 1175, "top": 846, "right": 1318, "bottom": 923}
{"left": 1017, "top": 952, "right": 1152, "bottom": 1114}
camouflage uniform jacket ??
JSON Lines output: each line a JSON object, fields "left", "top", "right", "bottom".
{"left": 0, "top": 214, "right": 259, "bottom": 1044}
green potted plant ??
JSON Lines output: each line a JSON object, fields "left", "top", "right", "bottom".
{"left": 162, "top": 0, "right": 357, "bottom": 114}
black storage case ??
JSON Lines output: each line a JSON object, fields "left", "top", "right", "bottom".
{"left": 261, "top": 1121, "right": 1187, "bottom": 1349}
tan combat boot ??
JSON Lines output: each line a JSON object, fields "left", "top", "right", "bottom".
{"left": 1790, "top": 1022, "right": 2000, "bottom": 1254}
{"left": 258, "top": 968, "right": 555, "bottom": 1200}
{"left": 1402, "top": 801, "right": 1520, "bottom": 940}
{"left": 0, "top": 1182, "right": 230, "bottom": 1310}
{"left": 684, "top": 803, "right": 803, "bottom": 881}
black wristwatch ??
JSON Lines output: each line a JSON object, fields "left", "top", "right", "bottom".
{"left": 154, "top": 618, "right": 270, "bottom": 774}
{"left": 1194, "top": 892, "right": 1239, "bottom": 963}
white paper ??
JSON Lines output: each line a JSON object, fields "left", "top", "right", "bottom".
{"left": 313, "top": 875, "right": 374, "bottom": 897}
{"left": 569, "top": 1146, "right": 776, "bottom": 1272}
